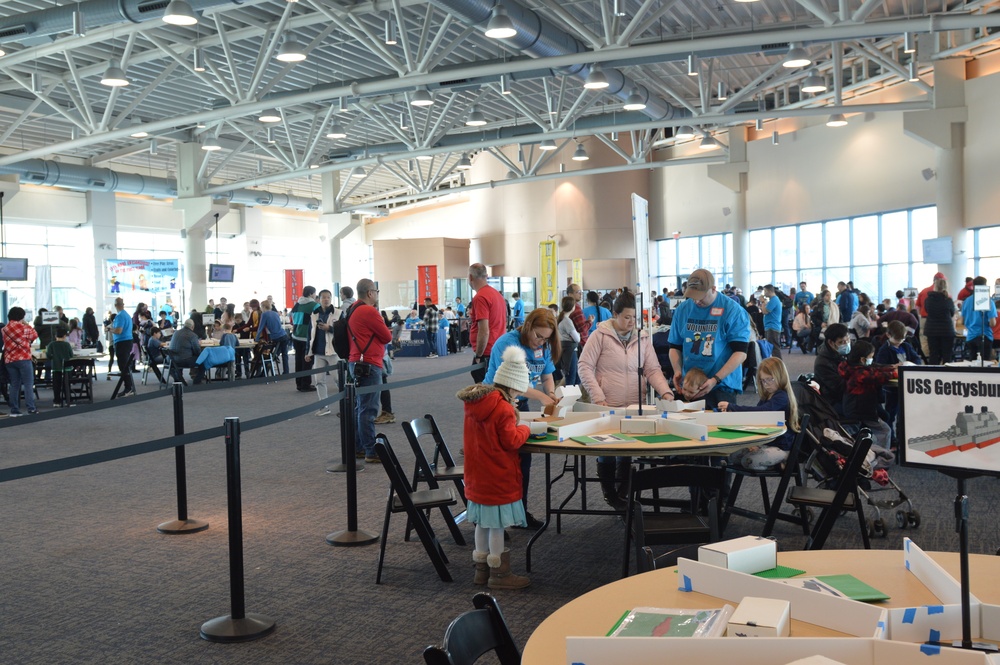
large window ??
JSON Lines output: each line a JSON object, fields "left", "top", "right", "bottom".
{"left": 1, "top": 224, "right": 95, "bottom": 321}
{"left": 654, "top": 232, "right": 733, "bottom": 293}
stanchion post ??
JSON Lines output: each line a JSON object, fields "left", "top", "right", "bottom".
{"left": 158, "top": 382, "right": 209, "bottom": 534}
{"left": 327, "top": 360, "right": 363, "bottom": 473}
{"left": 327, "top": 381, "right": 379, "bottom": 547}
{"left": 200, "top": 417, "right": 276, "bottom": 643}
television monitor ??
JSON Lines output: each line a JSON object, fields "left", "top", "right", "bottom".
{"left": 921, "top": 237, "right": 953, "bottom": 264}
{"left": 898, "top": 365, "right": 1000, "bottom": 477}
{"left": 0, "top": 257, "right": 28, "bottom": 281}
{"left": 208, "top": 263, "right": 235, "bottom": 283}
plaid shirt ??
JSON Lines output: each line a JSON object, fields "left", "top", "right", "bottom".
{"left": 2, "top": 320, "right": 39, "bottom": 363}
{"left": 570, "top": 304, "right": 589, "bottom": 346}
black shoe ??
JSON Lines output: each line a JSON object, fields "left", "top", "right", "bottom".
{"left": 513, "top": 511, "right": 543, "bottom": 530}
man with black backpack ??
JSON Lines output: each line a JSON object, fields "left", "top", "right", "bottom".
{"left": 343, "top": 279, "right": 392, "bottom": 463}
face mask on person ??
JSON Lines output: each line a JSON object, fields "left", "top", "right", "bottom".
{"left": 864, "top": 357, "right": 873, "bottom": 366}
{"left": 837, "top": 342, "right": 851, "bottom": 355}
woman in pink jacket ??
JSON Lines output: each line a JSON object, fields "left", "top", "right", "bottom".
{"left": 579, "top": 291, "right": 674, "bottom": 510}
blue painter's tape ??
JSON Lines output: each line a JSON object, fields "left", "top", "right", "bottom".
{"left": 679, "top": 575, "right": 692, "bottom": 592}
{"left": 903, "top": 608, "right": 917, "bottom": 623}
{"left": 906, "top": 560, "right": 911, "bottom": 570}
{"left": 921, "top": 644, "right": 941, "bottom": 655}
{"left": 778, "top": 420, "right": 785, "bottom": 426}
{"left": 906, "top": 539, "right": 911, "bottom": 551}
{"left": 877, "top": 621, "right": 886, "bottom": 629}
{"left": 700, "top": 435, "right": 707, "bottom": 440}
{"left": 927, "top": 606, "right": 944, "bottom": 615}
{"left": 625, "top": 415, "right": 632, "bottom": 419}
{"left": 929, "top": 629, "right": 941, "bottom": 642}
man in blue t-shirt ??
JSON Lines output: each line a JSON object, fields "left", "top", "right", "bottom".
{"left": 961, "top": 276, "right": 998, "bottom": 361}
{"left": 110, "top": 296, "right": 136, "bottom": 396}
{"left": 668, "top": 269, "right": 751, "bottom": 409}
{"left": 582, "top": 290, "right": 612, "bottom": 334}
{"left": 511, "top": 293, "right": 525, "bottom": 328}
{"left": 794, "top": 281, "right": 813, "bottom": 307}
{"left": 761, "top": 284, "right": 784, "bottom": 359}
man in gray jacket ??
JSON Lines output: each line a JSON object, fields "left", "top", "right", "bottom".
{"left": 169, "top": 319, "right": 202, "bottom": 384}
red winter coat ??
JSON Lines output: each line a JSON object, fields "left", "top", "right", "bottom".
{"left": 456, "top": 384, "right": 530, "bottom": 506}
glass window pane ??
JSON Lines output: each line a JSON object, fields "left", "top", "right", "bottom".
{"left": 773, "top": 270, "right": 796, "bottom": 294}
{"left": 749, "top": 229, "right": 772, "bottom": 272}
{"left": 750, "top": 272, "right": 771, "bottom": 294}
{"left": 979, "top": 227, "right": 1000, "bottom": 258}
{"left": 701, "top": 235, "right": 724, "bottom": 275}
{"left": 725, "top": 233, "right": 733, "bottom": 272}
{"left": 978, "top": 258, "right": 1000, "bottom": 288}
{"left": 911, "top": 263, "right": 936, "bottom": 290}
{"left": 798, "top": 223, "right": 823, "bottom": 269}
{"left": 910, "top": 207, "right": 937, "bottom": 261}
{"left": 852, "top": 216, "right": 878, "bottom": 265}
{"left": 825, "top": 219, "right": 850, "bottom": 266}
{"left": 881, "top": 265, "right": 910, "bottom": 305}
{"left": 852, "top": 267, "right": 878, "bottom": 305}
{"left": 657, "top": 239, "right": 676, "bottom": 276}
{"left": 799, "top": 269, "right": 824, "bottom": 297}
{"left": 773, "top": 227, "right": 797, "bottom": 270}
{"left": 880, "top": 211, "right": 908, "bottom": 264}
{"left": 677, "top": 237, "right": 699, "bottom": 274}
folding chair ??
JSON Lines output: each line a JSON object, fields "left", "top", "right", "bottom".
{"left": 786, "top": 429, "right": 874, "bottom": 551}
{"left": 374, "top": 437, "right": 459, "bottom": 584}
{"left": 622, "top": 464, "right": 726, "bottom": 577}
{"left": 423, "top": 593, "right": 521, "bottom": 665}
{"left": 65, "top": 358, "right": 95, "bottom": 403}
{"left": 403, "top": 415, "right": 467, "bottom": 542}
{"left": 722, "top": 414, "right": 811, "bottom": 537}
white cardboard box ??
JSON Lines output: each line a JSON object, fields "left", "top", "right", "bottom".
{"left": 728, "top": 597, "right": 791, "bottom": 637}
{"left": 699, "top": 536, "right": 777, "bottom": 574}
{"left": 619, "top": 417, "right": 660, "bottom": 434}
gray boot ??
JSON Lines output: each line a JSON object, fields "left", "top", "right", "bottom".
{"left": 615, "top": 457, "right": 634, "bottom": 505}
{"left": 597, "top": 461, "right": 626, "bottom": 510}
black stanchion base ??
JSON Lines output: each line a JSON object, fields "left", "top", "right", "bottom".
{"left": 157, "top": 518, "right": 209, "bottom": 535}
{"left": 200, "top": 613, "right": 276, "bottom": 643}
{"left": 326, "top": 461, "right": 365, "bottom": 473}
{"left": 326, "top": 529, "right": 379, "bottom": 547}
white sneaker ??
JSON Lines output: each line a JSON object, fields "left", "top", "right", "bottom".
{"left": 316, "top": 407, "right": 331, "bottom": 417}
{"left": 427, "top": 353, "right": 438, "bottom": 358}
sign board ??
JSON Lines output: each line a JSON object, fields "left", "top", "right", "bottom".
{"left": 539, "top": 240, "right": 557, "bottom": 306}
{"left": 417, "top": 265, "right": 438, "bottom": 304}
{"left": 105, "top": 259, "right": 179, "bottom": 295}
{"left": 571, "top": 258, "right": 583, "bottom": 288}
{"left": 284, "top": 269, "right": 303, "bottom": 309}
{"left": 631, "top": 193, "right": 652, "bottom": 327}
{"left": 41, "top": 310, "right": 60, "bottom": 325}
{"left": 974, "top": 284, "right": 990, "bottom": 312}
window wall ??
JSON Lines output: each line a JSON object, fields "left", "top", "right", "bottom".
{"left": 0, "top": 224, "right": 95, "bottom": 321}
{"left": 655, "top": 233, "right": 733, "bottom": 294}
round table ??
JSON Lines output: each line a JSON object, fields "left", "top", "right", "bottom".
{"left": 522, "top": 549, "right": 1000, "bottom": 664}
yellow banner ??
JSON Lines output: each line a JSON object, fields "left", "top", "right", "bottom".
{"left": 539, "top": 240, "right": 558, "bottom": 306}
{"left": 571, "top": 258, "right": 583, "bottom": 288}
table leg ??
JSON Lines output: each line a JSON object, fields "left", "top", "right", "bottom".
{"left": 525, "top": 452, "right": 551, "bottom": 573}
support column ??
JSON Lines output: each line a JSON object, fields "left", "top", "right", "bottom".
{"left": 242, "top": 206, "right": 266, "bottom": 297}
{"left": 87, "top": 190, "right": 117, "bottom": 314}
{"left": 903, "top": 58, "right": 968, "bottom": 288}
{"left": 321, "top": 171, "right": 360, "bottom": 298}
{"left": 707, "top": 128, "right": 750, "bottom": 290}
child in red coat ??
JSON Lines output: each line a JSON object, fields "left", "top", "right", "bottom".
{"left": 456, "top": 345, "right": 532, "bottom": 590}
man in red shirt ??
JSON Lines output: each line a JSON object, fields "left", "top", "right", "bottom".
{"left": 2, "top": 306, "right": 39, "bottom": 416}
{"left": 566, "top": 283, "right": 590, "bottom": 351}
{"left": 347, "top": 278, "right": 392, "bottom": 462}
{"left": 467, "top": 263, "right": 507, "bottom": 383}
{"left": 915, "top": 272, "right": 945, "bottom": 359}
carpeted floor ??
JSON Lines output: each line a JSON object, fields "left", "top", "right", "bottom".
{"left": 1, "top": 345, "right": 997, "bottom": 664}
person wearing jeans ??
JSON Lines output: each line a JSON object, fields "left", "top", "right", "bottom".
{"left": 347, "top": 279, "right": 392, "bottom": 461}
{"left": 305, "top": 289, "right": 338, "bottom": 416}
{"left": 111, "top": 297, "right": 136, "bottom": 396}
{"left": 2, "top": 306, "right": 39, "bottom": 416}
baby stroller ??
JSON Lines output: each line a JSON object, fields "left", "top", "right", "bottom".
{"left": 791, "top": 377, "right": 919, "bottom": 539}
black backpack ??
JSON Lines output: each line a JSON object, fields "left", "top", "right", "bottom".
{"left": 332, "top": 303, "right": 357, "bottom": 359}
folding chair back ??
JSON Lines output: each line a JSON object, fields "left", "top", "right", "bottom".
{"left": 404, "top": 415, "right": 466, "bottom": 502}
{"left": 66, "top": 358, "right": 95, "bottom": 403}
{"left": 423, "top": 593, "right": 521, "bottom": 665}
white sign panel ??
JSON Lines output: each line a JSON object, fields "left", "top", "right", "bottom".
{"left": 631, "top": 193, "right": 651, "bottom": 326}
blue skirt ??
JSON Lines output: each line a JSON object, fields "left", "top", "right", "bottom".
{"left": 467, "top": 500, "right": 527, "bottom": 529}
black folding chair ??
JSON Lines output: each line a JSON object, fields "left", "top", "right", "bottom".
{"left": 66, "top": 358, "right": 95, "bottom": 403}
{"left": 622, "top": 464, "right": 726, "bottom": 577}
{"left": 374, "top": 437, "right": 459, "bottom": 584}
{"left": 722, "top": 414, "right": 811, "bottom": 537}
{"left": 423, "top": 593, "right": 521, "bottom": 665}
{"left": 787, "top": 428, "right": 874, "bottom": 550}
{"left": 403, "top": 415, "right": 467, "bottom": 542}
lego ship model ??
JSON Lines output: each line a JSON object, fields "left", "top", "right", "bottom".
{"left": 909, "top": 405, "right": 1000, "bottom": 457}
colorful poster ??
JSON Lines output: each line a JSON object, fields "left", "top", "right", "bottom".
{"left": 285, "top": 269, "right": 303, "bottom": 309}
{"left": 539, "top": 240, "right": 557, "bottom": 306}
{"left": 418, "top": 265, "right": 438, "bottom": 304}
{"left": 105, "top": 259, "right": 179, "bottom": 295}
{"left": 572, "top": 258, "right": 583, "bottom": 288}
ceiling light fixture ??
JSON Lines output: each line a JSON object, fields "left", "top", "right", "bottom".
{"left": 499, "top": 73, "right": 511, "bottom": 95}
{"left": 150, "top": 138, "right": 158, "bottom": 155}
{"left": 904, "top": 32, "right": 916, "bottom": 54}
{"left": 415, "top": 154, "right": 433, "bottom": 161}
{"left": 100, "top": 61, "right": 129, "bottom": 87}
{"left": 258, "top": 109, "right": 281, "bottom": 123}
{"left": 466, "top": 105, "right": 487, "bottom": 126}
{"left": 783, "top": 43, "right": 811, "bottom": 68}
{"left": 338, "top": 97, "right": 349, "bottom": 113}
{"left": 572, "top": 143, "right": 589, "bottom": 161}
{"left": 266, "top": 127, "right": 276, "bottom": 143}
{"left": 457, "top": 154, "right": 472, "bottom": 170}
{"left": 129, "top": 117, "right": 148, "bottom": 138}
{"left": 908, "top": 61, "right": 919, "bottom": 82}
{"left": 699, "top": 134, "right": 720, "bottom": 150}
{"left": 410, "top": 87, "right": 434, "bottom": 106}
{"left": 326, "top": 121, "right": 347, "bottom": 139}
{"left": 484, "top": 4, "right": 516, "bottom": 39}
{"left": 675, "top": 125, "right": 695, "bottom": 139}
{"left": 610, "top": 130, "right": 619, "bottom": 141}
{"left": 349, "top": 165, "right": 365, "bottom": 178}
{"left": 384, "top": 18, "right": 397, "bottom": 45}
{"left": 826, "top": 113, "right": 848, "bottom": 127}
{"left": 196, "top": 118, "right": 206, "bottom": 129}
{"left": 162, "top": 0, "right": 198, "bottom": 26}
{"left": 583, "top": 64, "right": 609, "bottom": 90}
{"left": 31, "top": 72, "right": 42, "bottom": 93}
{"left": 801, "top": 69, "right": 827, "bottom": 93}
{"left": 399, "top": 112, "right": 409, "bottom": 130}
{"left": 612, "top": 0, "right": 625, "bottom": 17}
{"left": 538, "top": 138, "right": 557, "bottom": 150}
{"left": 772, "top": 131, "right": 779, "bottom": 145}
{"left": 506, "top": 169, "right": 517, "bottom": 179}
{"left": 72, "top": 9, "right": 85, "bottom": 37}
{"left": 276, "top": 37, "right": 307, "bottom": 63}
{"left": 755, "top": 118, "right": 763, "bottom": 131}
{"left": 687, "top": 54, "right": 699, "bottom": 76}
{"left": 623, "top": 88, "right": 646, "bottom": 111}
{"left": 193, "top": 47, "right": 206, "bottom": 72}
{"left": 717, "top": 81, "right": 728, "bottom": 100}
{"left": 201, "top": 137, "right": 222, "bottom": 151}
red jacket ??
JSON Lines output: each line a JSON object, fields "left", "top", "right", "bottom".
{"left": 347, "top": 302, "right": 391, "bottom": 367}
{"left": 456, "top": 384, "right": 529, "bottom": 506}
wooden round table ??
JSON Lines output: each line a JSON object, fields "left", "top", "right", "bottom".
{"left": 522, "top": 549, "right": 1000, "bottom": 664}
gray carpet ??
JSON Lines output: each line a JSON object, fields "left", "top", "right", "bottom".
{"left": 1, "top": 347, "right": 997, "bottom": 664}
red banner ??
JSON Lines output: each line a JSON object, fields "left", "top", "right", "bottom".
{"left": 284, "top": 269, "right": 303, "bottom": 309}
{"left": 418, "top": 265, "right": 438, "bottom": 304}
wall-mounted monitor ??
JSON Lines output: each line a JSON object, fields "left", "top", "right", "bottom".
{"left": 921, "top": 237, "right": 953, "bottom": 264}
{"left": 0, "top": 257, "right": 28, "bottom": 281}
{"left": 898, "top": 366, "right": 1000, "bottom": 478}
{"left": 208, "top": 264, "right": 235, "bottom": 283}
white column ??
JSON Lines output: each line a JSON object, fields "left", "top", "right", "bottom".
{"left": 321, "top": 170, "right": 360, "bottom": 296}
{"left": 86, "top": 190, "right": 117, "bottom": 314}
{"left": 242, "top": 206, "right": 266, "bottom": 296}
{"left": 707, "top": 128, "right": 750, "bottom": 290}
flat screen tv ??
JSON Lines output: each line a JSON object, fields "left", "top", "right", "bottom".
{"left": 921, "top": 237, "right": 953, "bottom": 264}
{"left": 208, "top": 263, "right": 235, "bottom": 283}
{"left": 0, "top": 257, "right": 28, "bottom": 281}
{"left": 898, "top": 365, "right": 1000, "bottom": 477}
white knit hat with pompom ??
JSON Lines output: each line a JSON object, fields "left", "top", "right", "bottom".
{"left": 493, "top": 345, "right": 530, "bottom": 393}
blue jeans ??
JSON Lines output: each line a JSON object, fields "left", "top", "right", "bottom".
{"left": 6, "top": 359, "right": 35, "bottom": 413}
{"left": 426, "top": 330, "right": 437, "bottom": 355}
{"left": 351, "top": 362, "right": 382, "bottom": 456}
{"left": 272, "top": 335, "right": 290, "bottom": 373}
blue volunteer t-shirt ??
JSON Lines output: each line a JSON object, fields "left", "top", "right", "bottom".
{"left": 763, "top": 297, "right": 783, "bottom": 332}
{"left": 962, "top": 297, "right": 998, "bottom": 340}
{"left": 112, "top": 310, "right": 133, "bottom": 344}
{"left": 583, "top": 305, "right": 613, "bottom": 333}
{"left": 484, "top": 330, "right": 555, "bottom": 396}
{"left": 512, "top": 299, "right": 525, "bottom": 325}
{"left": 794, "top": 290, "right": 813, "bottom": 306}
{"left": 667, "top": 294, "right": 750, "bottom": 393}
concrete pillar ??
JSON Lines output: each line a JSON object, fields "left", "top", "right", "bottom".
{"left": 707, "top": 128, "right": 750, "bottom": 290}
{"left": 321, "top": 170, "right": 360, "bottom": 298}
{"left": 242, "top": 206, "right": 266, "bottom": 297}
{"left": 86, "top": 190, "right": 117, "bottom": 314}
{"left": 174, "top": 196, "right": 231, "bottom": 313}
